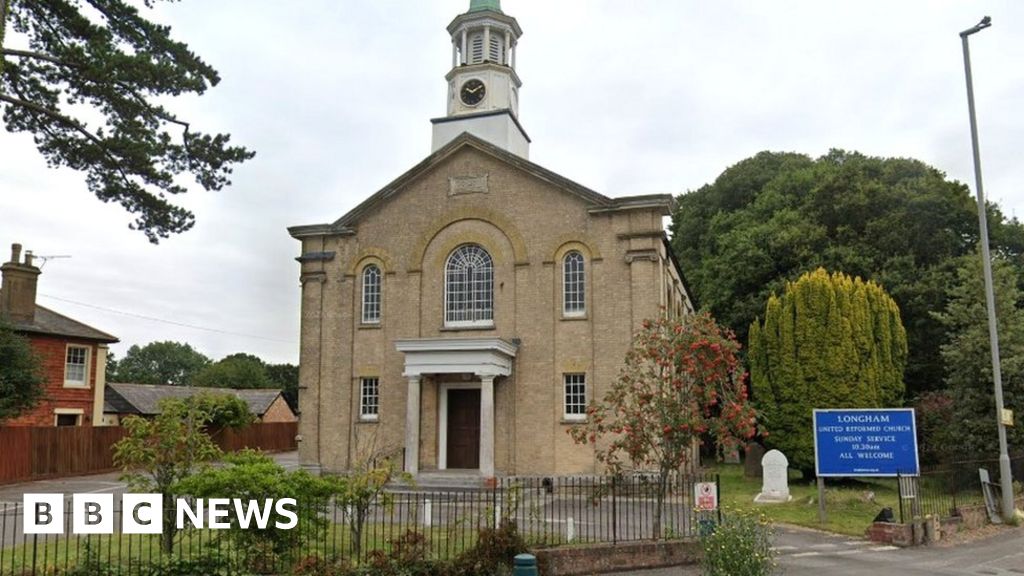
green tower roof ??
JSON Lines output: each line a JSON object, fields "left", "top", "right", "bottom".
{"left": 468, "top": 0, "right": 502, "bottom": 13}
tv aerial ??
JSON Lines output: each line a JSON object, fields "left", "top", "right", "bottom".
{"left": 35, "top": 254, "right": 72, "bottom": 269}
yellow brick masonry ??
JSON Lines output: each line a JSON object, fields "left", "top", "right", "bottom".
{"left": 294, "top": 143, "right": 692, "bottom": 476}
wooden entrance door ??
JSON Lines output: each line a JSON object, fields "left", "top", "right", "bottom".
{"left": 446, "top": 389, "right": 481, "bottom": 469}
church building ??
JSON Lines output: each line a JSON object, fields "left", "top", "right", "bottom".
{"left": 289, "top": 0, "right": 694, "bottom": 480}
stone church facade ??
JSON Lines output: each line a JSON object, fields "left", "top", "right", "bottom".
{"left": 290, "top": 0, "right": 694, "bottom": 479}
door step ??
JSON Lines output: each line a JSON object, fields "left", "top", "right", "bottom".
{"left": 392, "top": 471, "right": 489, "bottom": 491}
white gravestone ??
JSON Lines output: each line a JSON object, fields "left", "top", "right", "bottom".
{"left": 754, "top": 449, "right": 792, "bottom": 503}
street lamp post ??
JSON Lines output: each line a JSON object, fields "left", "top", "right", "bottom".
{"left": 959, "top": 16, "right": 1016, "bottom": 522}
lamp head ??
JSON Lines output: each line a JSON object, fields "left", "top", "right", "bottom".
{"left": 961, "top": 16, "right": 992, "bottom": 37}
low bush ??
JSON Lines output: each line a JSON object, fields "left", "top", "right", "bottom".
{"left": 446, "top": 520, "right": 525, "bottom": 576}
{"left": 174, "top": 450, "right": 345, "bottom": 565}
{"left": 700, "top": 508, "right": 776, "bottom": 576}
{"left": 289, "top": 522, "right": 525, "bottom": 576}
{"left": 139, "top": 554, "right": 243, "bottom": 576}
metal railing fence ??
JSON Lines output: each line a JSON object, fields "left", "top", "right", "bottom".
{"left": 0, "top": 470, "right": 715, "bottom": 575}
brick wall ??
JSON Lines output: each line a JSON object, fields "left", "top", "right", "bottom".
{"left": 533, "top": 540, "right": 701, "bottom": 576}
{"left": 866, "top": 521, "right": 916, "bottom": 546}
{"left": 260, "top": 396, "right": 297, "bottom": 423}
{"left": 870, "top": 493, "right": 1024, "bottom": 545}
{"left": 5, "top": 334, "right": 99, "bottom": 427}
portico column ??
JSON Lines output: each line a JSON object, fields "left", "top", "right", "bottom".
{"left": 479, "top": 375, "right": 495, "bottom": 477}
{"left": 404, "top": 376, "right": 422, "bottom": 475}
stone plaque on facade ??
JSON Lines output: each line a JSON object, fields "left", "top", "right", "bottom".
{"left": 754, "top": 449, "right": 792, "bottom": 503}
{"left": 449, "top": 175, "right": 489, "bottom": 196}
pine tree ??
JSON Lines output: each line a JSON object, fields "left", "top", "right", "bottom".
{"left": 1, "top": 0, "right": 254, "bottom": 242}
{"left": 749, "top": 268, "right": 908, "bottom": 475}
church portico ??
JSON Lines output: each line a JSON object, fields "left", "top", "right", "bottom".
{"left": 395, "top": 338, "right": 517, "bottom": 478}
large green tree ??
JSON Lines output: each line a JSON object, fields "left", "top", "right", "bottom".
{"left": 671, "top": 150, "right": 1024, "bottom": 396}
{"left": 265, "top": 362, "right": 298, "bottom": 410}
{"left": 932, "top": 251, "right": 1024, "bottom": 459}
{"left": 748, "top": 268, "right": 908, "bottom": 475}
{"left": 0, "top": 321, "right": 44, "bottom": 422}
{"left": 112, "top": 340, "right": 210, "bottom": 385}
{"left": 192, "top": 352, "right": 274, "bottom": 389}
{"left": 1, "top": 0, "right": 254, "bottom": 242}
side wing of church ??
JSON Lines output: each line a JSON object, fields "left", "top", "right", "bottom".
{"left": 289, "top": 0, "right": 694, "bottom": 479}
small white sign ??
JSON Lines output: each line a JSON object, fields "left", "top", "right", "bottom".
{"left": 695, "top": 482, "right": 718, "bottom": 511}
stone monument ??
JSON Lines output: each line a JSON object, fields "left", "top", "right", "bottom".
{"left": 744, "top": 443, "right": 766, "bottom": 478}
{"left": 754, "top": 449, "right": 792, "bottom": 503}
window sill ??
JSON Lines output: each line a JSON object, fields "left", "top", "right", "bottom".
{"left": 357, "top": 417, "right": 379, "bottom": 424}
{"left": 560, "top": 314, "right": 588, "bottom": 321}
{"left": 440, "top": 324, "right": 495, "bottom": 332}
{"left": 63, "top": 383, "right": 89, "bottom": 389}
{"left": 358, "top": 323, "right": 382, "bottom": 330}
{"left": 560, "top": 418, "right": 587, "bottom": 425}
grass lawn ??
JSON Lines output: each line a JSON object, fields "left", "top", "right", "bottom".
{"left": 713, "top": 463, "right": 901, "bottom": 537}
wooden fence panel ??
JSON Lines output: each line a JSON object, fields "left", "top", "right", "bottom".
{"left": 211, "top": 422, "right": 298, "bottom": 453}
{"left": 0, "top": 423, "right": 296, "bottom": 485}
{"left": 0, "top": 427, "right": 33, "bottom": 483}
{"left": 25, "top": 427, "right": 127, "bottom": 480}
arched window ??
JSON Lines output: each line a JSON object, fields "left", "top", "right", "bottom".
{"left": 361, "top": 265, "right": 381, "bottom": 324}
{"left": 445, "top": 244, "right": 493, "bottom": 326}
{"left": 563, "top": 251, "right": 585, "bottom": 316}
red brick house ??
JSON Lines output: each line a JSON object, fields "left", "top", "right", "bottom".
{"left": 0, "top": 243, "right": 118, "bottom": 427}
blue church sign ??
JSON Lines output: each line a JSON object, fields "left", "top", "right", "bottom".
{"left": 813, "top": 409, "right": 920, "bottom": 477}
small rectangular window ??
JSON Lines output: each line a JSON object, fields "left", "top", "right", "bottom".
{"left": 360, "top": 377, "right": 379, "bottom": 421}
{"left": 55, "top": 413, "right": 80, "bottom": 427}
{"left": 64, "top": 346, "right": 89, "bottom": 387}
{"left": 564, "top": 373, "right": 587, "bottom": 420}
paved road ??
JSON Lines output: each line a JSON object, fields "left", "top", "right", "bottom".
{"left": 774, "top": 524, "right": 1024, "bottom": 576}
{"left": 603, "top": 524, "right": 1024, "bottom": 576}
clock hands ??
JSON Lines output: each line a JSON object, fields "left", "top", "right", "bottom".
{"left": 460, "top": 80, "right": 485, "bottom": 105}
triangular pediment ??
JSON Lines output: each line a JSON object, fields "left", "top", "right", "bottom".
{"left": 289, "top": 133, "right": 671, "bottom": 239}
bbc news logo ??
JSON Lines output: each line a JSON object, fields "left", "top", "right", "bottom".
{"left": 24, "top": 494, "right": 298, "bottom": 534}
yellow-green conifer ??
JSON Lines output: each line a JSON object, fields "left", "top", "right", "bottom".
{"left": 749, "top": 268, "right": 908, "bottom": 475}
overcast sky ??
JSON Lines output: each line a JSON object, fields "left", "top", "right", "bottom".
{"left": 1, "top": 1, "right": 1022, "bottom": 365}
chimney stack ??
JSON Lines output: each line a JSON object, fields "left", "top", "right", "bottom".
{"left": 1, "top": 243, "right": 42, "bottom": 324}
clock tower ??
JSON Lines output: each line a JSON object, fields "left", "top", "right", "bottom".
{"left": 431, "top": 0, "right": 530, "bottom": 158}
